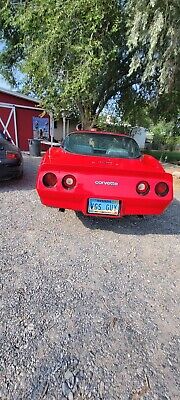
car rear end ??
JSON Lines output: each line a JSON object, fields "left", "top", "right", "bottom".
{"left": 36, "top": 148, "right": 173, "bottom": 217}
{"left": 0, "top": 139, "right": 23, "bottom": 181}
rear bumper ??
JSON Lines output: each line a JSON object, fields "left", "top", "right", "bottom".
{"left": 0, "top": 163, "right": 23, "bottom": 180}
{"left": 37, "top": 188, "right": 173, "bottom": 217}
{"left": 36, "top": 166, "right": 173, "bottom": 217}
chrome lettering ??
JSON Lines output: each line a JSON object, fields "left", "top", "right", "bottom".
{"left": 95, "top": 181, "right": 118, "bottom": 186}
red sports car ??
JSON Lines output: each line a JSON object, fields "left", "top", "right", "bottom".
{"left": 36, "top": 130, "right": 173, "bottom": 218}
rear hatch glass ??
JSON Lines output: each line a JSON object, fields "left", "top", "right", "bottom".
{"left": 63, "top": 132, "right": 141, "bottom": 159}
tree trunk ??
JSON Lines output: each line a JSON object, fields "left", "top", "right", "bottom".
{"left": 79, "top": 105, "right": 98, "bottom": 130}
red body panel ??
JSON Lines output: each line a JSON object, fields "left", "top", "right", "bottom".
{"left": 36, "top": 132, "right": 173, "bottom": 217}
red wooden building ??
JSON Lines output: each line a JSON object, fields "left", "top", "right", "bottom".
{"left": 0, "top": 88, "right": 50, "bottom": 150}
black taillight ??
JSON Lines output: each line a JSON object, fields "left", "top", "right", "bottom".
{"left": 42, "top": 173, "right": 57, "bottom": 187}
{"left": 155, "top": 182, "right": 169, "bottom": 197}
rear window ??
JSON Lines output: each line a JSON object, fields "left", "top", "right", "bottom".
{"left": 63, "top": 132, "right": 141, "bottom": 159}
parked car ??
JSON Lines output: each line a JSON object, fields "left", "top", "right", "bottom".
{"left": 36, "top": 130, "right": 173, "bottom": 218}
{"left": 0, "top": 131, "right": 23, "bottom": 180}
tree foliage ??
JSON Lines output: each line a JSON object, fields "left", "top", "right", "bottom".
{"left": 127, "top": 0, "right": 180, "bottom": 94}
{"left": 118, "top": 84, "right": 180, "bottom": 130}
{"left": 0, "top": 0, "right": 179, "bottom": 128}
{"left": 0, "top": 0, "right": 134, "bottom": 127}
{"left": 123, "top": 0, "right": 180, "bottom": 130}
{"left": 150, "top": 120, "right": 179, "bottom": 151}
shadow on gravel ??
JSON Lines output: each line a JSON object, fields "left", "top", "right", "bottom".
{"left": 0, "top": 155, "right": 41, "bottom": 192}
{"left": 76, "top": 199, "right": 180, "bottom": 235}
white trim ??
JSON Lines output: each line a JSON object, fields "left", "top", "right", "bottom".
{"left": 0, "top": 101, "right": 44, "bottom": 111}
{"left": 5, "top": 108, "right": 14, "bottom": 134}
{"left": 49, "top": 112, "right": 54, "bottom": 147}
{"left": 41, "top": 140, "right": 60, "bottom": 147}
{"left": 13, "top": 107, "right": 18, "bottom": 147}
{"left": 0, "top": 106, "right": 16, "bottom": 145}
{"left": 0, "top": 87, "right": 39, "bottom": 103}
{"left": 62, "top": 116, "right": 66, "bottom": 139}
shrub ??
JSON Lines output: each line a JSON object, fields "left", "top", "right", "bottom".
{"left": 150, "top": 120, "right": 179, "bottom": 151}
{"left": 143, "top": 150, "right": 180, "bottom": 163}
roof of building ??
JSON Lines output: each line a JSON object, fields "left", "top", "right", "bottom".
{"left": 0, "top": 87, "right": 39, "bottom": 103}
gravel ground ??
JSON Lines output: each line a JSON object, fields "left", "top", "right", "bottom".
{"left": 0, "top": 154, "right": 180, "bottom": 400}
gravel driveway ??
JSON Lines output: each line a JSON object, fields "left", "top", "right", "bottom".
{"left": 0, "top": 154, "right": 180, "bottom": 400}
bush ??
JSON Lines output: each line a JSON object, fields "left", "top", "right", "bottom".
{"left": 143, "top": 150, "right": 180, "bottom": 163}
{"left": 150, "top": 120, "right": 179, "bottom": 151}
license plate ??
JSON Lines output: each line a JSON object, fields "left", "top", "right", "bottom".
{"left": 88, "top": 198, "right": 119, "bottom": 215}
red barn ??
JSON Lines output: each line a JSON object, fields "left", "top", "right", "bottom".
{"left": 0, "top": 88, "right": 50, "bottom": 151}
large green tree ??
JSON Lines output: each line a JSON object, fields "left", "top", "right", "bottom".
{"left": 0, "top": 0, "right": 179, "bottom": 128}
{"left": 115, "top": 0, "right": 180, "bottom": 128}
{"left": 118, "top": 0, "right": 180, "bottom": 129}
{"left": 0, "top": 0, "right": 135, "bottom": 127}
{"left": 126, "top": 0, "right": 180, "bottom": 94}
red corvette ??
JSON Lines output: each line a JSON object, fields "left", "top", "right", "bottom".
{"left": 36, "top": 131, "right": 173, "bottom": 218}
